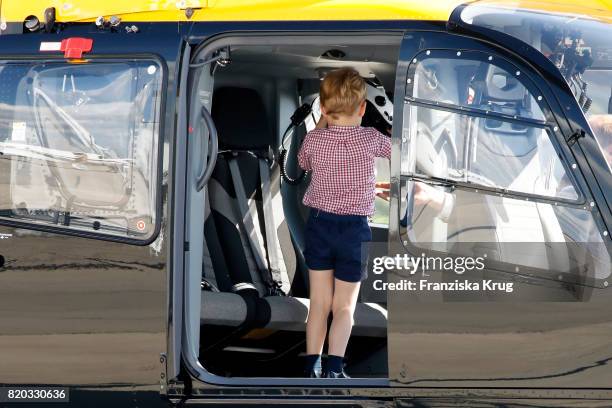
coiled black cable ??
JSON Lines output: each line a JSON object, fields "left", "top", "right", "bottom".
{"left": 278, "top": 103, "right": 313, "bottom": 185}
{"left": 279, "top": 125, "right": 309, "bottom": 185}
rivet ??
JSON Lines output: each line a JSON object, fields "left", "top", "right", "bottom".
{"left": 407, "top": 78, "right": 412, "bottom": 84}
{"left": 457, "top": 51, "right": 462, "bottom": 56}
{"left": 554, "top": 126, "right": 559, "bottom": 131}
{"left": 604, "top": 281, "right": 609, "bottom": 287}
{"left": 426, "top": 50, "right": 431, "bottom": 55}
{"left": 537, "top": 96, "right": 543, "bottom": 101}
{"left": 403, "top": 241, "right": 408, "bottom": 245}
{"left": 488, "top": 56, "right": 493, "bottom": 61}
{"left": 516, "top": 71, "right": 521, "bottom": 76}
{"left": 590, "top": 202, "right": 595, "bottom": 207}
{"left": 604, "top": 231, "right": 609, "bottom": 237}
{"left": 412, "top": 58, "right": 417, "bottom": 63}
{"left": 515, "top": 266, "right": 520, "bottom": 272}
{"left": 402, "top": 137, "right": 407, "bottom": 143}
{"left": 571, "top": 163, "right": 577, "bottom": 169}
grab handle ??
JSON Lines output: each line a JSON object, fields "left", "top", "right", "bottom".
{"left": 196, "top": 106, "right": 218, "bottom": 192}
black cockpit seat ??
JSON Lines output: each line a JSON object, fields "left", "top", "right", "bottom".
{"left": 200, "top": 86, "right": 387, "bottom": 337}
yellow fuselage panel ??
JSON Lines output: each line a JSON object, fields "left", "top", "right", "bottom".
{"left": 1, "top": 0, "right": 610, "bottom": 24}
{"left": 0, "top": 0, "right": 460, "bottom": 23}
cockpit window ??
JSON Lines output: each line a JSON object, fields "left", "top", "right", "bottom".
{"left": 460, "top": 5, "right": 612, "bottom": 111}
{"left": 459, "top": 5, "right": 612, "bottom": 168}
{"left": 403, "top": 50, "right": 576, "bottom": 201}
{"left": 410, "top": 55, "right": 545, "bottom": 122}
{"left": 0, "top": 60, "right": 163, "bottom": 242}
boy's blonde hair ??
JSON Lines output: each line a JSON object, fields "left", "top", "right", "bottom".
{"left": 320, "top": 68, "right": 366, "bottom": 118}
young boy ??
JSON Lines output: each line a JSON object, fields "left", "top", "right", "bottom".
{"left": 297, "top": 68, "right": 391, "bottom": 378}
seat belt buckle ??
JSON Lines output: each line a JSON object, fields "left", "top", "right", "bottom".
{"left": 265, "top": 146, "right": 275, "bottom": 163}
{"left": 266, "top": 274, "right": 285, "bottom": 296}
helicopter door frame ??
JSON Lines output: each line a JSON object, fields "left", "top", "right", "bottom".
{"left": 178, "top": 31, "right": 403, "bottom": 391}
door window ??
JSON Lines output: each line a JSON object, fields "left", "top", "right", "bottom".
{"left": 399, "top": 51, "right": 611, "bottom": 285}
{"left": 410, "top": 55, "right": 545, "bottom": 121}
{"left": 0, "top": 59, "right": 163, "bottom": 242}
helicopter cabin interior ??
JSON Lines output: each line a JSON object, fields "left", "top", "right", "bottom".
{"left": 185, "top": 35, "right": 402, "bottom": 378}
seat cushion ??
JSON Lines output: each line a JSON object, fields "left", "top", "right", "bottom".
{"left": 201, "top": 291, "right": 387, "bottom": 337}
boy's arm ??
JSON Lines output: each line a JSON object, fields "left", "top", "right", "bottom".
{"left": 376, "top": 181, "right": 456, "bottom": 223}
{"left": 297, "top": 133, "right": 312, "bottom": 171}
{"left": 373, "top": 129, "right": 391, "bottom": 159}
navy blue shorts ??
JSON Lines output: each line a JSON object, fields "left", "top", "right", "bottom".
{"left": 304, "top": 208, "right": 372, "bottom": 283}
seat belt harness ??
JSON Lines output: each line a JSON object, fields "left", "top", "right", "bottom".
{"left": 259, "top": 158, "right": 285, "bottom": 295}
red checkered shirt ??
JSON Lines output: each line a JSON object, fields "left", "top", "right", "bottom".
{"left": 297, "top": 125, "right": 391, "bottom": 216}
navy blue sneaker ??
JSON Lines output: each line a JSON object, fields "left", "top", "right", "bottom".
{"left": 305, "top": 367, "right": 322, "bottom": 378}
{"left": 324, "top": 369, "right": 350, "bottom": 379}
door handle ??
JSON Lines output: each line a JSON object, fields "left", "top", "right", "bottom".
{"left": 196, "top": 106, "right": 218, "bottom": 192}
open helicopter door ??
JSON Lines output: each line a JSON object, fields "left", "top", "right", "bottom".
{"left": 0, "top": 27, "right": 185, "bottom": 404}
{"left": 386, "top": 28, "right": 612, "bottom": 397}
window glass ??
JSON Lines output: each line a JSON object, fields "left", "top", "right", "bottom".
{"left": 398, "top": 181, "right": 611, "bottom": 284}
{"left": 459, "top": 4, "right": 612, "bottom": 116}
{"left": 0, "top": 60, "right": 162, "bottom": 241}
{"left": 410, "top": 54, "right": 545, "bottom": 122}
{"left": 583, "top": 70, "right": 612, "bottom": 168}
{"left": 399, "top": 53, "right": 611, "bottom": 285}
{"left": 401, "top": 104, "right": 578, "bottom": 201}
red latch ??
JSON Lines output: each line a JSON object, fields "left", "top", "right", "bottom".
{"left": 60, "top": 38, "right": 93, "bottom": 59}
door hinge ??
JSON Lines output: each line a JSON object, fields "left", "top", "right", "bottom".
{"left": 567, "top": 129, "right": 586, "bottom": 146}
{"left": 159, "top": 353, "right": 168, "bottom": 396}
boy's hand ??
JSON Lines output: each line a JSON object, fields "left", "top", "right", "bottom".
{"left": 375, "top": 181, "right": 390, "bottom": 201}
{"left": 375, "top": 181, "right": 446, "bottom": 213}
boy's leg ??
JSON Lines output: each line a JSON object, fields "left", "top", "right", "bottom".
{"left": 328, "top": 278, "right": 361, "bottom": 358}
{"left": 306, "top": 269, "right": 334, "bottom": 355}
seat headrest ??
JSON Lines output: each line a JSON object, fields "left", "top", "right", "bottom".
{"left": 211, "top": 86, "right": 273, "bottom": 150}
{"left": 484, "top": 66, "right": 524, "bottom": 102}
